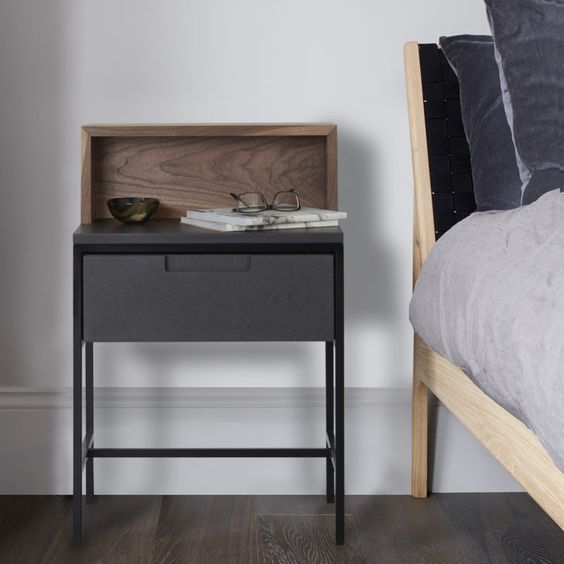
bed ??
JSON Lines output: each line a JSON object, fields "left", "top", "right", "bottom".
{"left": 404, "top": 41, "right": 564, "bottom": 529}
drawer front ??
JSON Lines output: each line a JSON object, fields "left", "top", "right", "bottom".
{"left": 83, "top": 254, "right": 334, "bottom": 341}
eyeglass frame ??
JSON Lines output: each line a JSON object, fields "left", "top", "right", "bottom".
{"left": 230, "top": 189, "right": 301, "bottom": 214}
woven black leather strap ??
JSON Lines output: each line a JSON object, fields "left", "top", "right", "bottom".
{"left": 419, "top": 43, "right": 477, "bottom": 239}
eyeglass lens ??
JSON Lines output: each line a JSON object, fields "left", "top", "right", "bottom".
{"left": 235, "top": 192, "right": 268, "bottom": 212}
{"left": 272, "top": 190, "right": 300, "bottom": 211}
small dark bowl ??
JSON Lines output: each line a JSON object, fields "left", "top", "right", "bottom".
{"left": 107, "top": 197, "right": 160, "bottom": 224}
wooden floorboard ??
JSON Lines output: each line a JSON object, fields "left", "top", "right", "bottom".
{"left": 149, "top": 496, "right": 258, "bottom": 564}
{"left": 348, "top": 495, "right": 482, "bottom": 563}
{"left": 0, "top": 496, "right": 68, "bottom": 564}
{"left": 436, "top": 493, "right": 564, "bottom": 564}
{"left": 348, "top": 493, "right": 564, "bottom": 564}
{"left": 254, "top": 495, "right": 335, "bottom": 516}
{"left": 256, "top": 514, "right": 364, "bottom": 564}
{"left": 0, "top": 494, "right": 561, "bottom": 563}
{"left": 43, "top": 496, "right": 162, "bottom": 564}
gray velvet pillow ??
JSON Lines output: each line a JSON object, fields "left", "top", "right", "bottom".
{"left": 485, "top": 0, "right": 564, "bottom": 205}
{"left": 440, "top": 35, "right": 521, "bottom": 211}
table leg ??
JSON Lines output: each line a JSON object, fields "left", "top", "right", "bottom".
{"left": 325, "top": 341, "right": 335, "bottom": 503}
{"left": 86, "top": 342, "right": 94, "bottom": 504}
{"left": 73, "top": 248, "right": 83, "bottom": 544}
{"left": 334, "top": 244, "right": 345, "bottom": 545}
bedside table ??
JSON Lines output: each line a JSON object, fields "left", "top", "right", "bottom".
{"left": 72, "top": 123, "right": 344, "bottom": 544}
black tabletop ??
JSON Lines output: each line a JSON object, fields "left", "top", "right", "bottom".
{"left": 73, "top": 219, "right": 343, "bottom": 245}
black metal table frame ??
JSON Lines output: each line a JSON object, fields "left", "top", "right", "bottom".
{"left": 73, "top": 241, "right": 344, "bottom": 544}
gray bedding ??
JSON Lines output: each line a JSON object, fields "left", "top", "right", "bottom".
{"left": 410, "top": 189, "right": 564, "bottom": 471}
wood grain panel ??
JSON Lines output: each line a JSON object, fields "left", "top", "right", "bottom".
{"left": 415, "top": 336, "right": 564, "bottom": 530}
{"left": 256, "top": 514, "right": 365, "bottom": 564}
{"left": 404, "top": 42, "right": 435, "bottom": 284}
{"left": 84, "top": 123, "right": 336, "bottom": 138}
{"left": 436, "top": 493, "right": 564, "bottom": 563}
{"left": 44, "top": 496, "right": 162, "bottom": 563}
{"left": 0, "top": 496, "right": 69, "bottom": 564}
{"left": 1, "top": 495, "right": 562, "bottom": 561}
{"left": 80, "top": 129, "right": 93, "bottom": 224}
{"left": 349, "top": 493, "right": 564, "bottom": 563}
{"left": 254, "top": 495, "right": 335, "bottom": 515}
{"left": 412, "top": 335, "right": 430, "bottom": 499}
{"left": 149, "top": 496, "right": 257, "bottom": 564}
{"left": 348, "top": 495, "right": 484, "bottom": 563}
{"left": 91, "top": 135, "right": 328, "bottom": 219}
{"left": 325, "top": 127, "right": 338, "bottom": 210}
{"left": 405, "top": 41, "right": 434, "bottom": 501}
{"left": 80, "top": 124, "right": 338, "bottom": 223}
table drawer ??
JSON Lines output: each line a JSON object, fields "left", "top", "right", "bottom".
{"left": 83, "top": 254, "right": 334, "bottom": 341}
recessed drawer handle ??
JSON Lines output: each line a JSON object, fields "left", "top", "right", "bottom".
{"left": 164, "top": 255, "right": 252, "bottom": 273}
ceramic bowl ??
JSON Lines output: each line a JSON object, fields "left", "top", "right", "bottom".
{"left": 107, "top": 197, "right": 160, "bottom": 224}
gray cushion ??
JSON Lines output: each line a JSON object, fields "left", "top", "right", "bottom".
{"left": 485, "top": 0, "right": 564, "bottom": 205}
{"left": 440, "top": 35, "right": 521, "bottom": 210}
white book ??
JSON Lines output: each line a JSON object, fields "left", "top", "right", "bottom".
{"left": 180, "top": 217, "right": 339, "bottom": 232}
{"left": 185, "top": 207, "right": 347, "bottom": 227}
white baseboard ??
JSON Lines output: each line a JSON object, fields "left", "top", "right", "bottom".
{"left": 0, "top": 387, "right": 521, "bottom": 495}
{"left": 0, "top": 386, "right": 411, "bottom": 410}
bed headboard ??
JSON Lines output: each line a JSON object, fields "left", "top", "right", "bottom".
{"left": 404, "top": 42, "right": 477, "bottom": 283}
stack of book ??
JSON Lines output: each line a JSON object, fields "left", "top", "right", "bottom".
{"left": 180, "top": 207, "right": 347, "bottom": 232}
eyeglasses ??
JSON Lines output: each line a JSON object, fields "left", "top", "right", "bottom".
{"left": 230, "top": 190, "right": 301, "bottom": 214}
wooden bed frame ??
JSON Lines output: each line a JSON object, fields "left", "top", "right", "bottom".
{"left": 404, "top": 41, "right": 564, "bottom": 529}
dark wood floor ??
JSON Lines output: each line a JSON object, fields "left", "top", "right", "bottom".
{"left": 0, "top": 494, "right": 562, "bottom": 563}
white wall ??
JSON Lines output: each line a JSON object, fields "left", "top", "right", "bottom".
{"left": 0, "top": 0, "right": 513, "bottom": 494}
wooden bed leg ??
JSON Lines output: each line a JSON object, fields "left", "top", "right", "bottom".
{"left": 412, "top": 336, "right": 429, "bottom": 498}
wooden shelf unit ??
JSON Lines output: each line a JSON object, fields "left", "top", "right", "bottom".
{"left": 80, "top": 124, "right": 338, "bottom": 224}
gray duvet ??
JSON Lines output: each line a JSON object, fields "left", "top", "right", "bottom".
{"left": 410, "top": 189, "right": 564, "bottom": 471}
